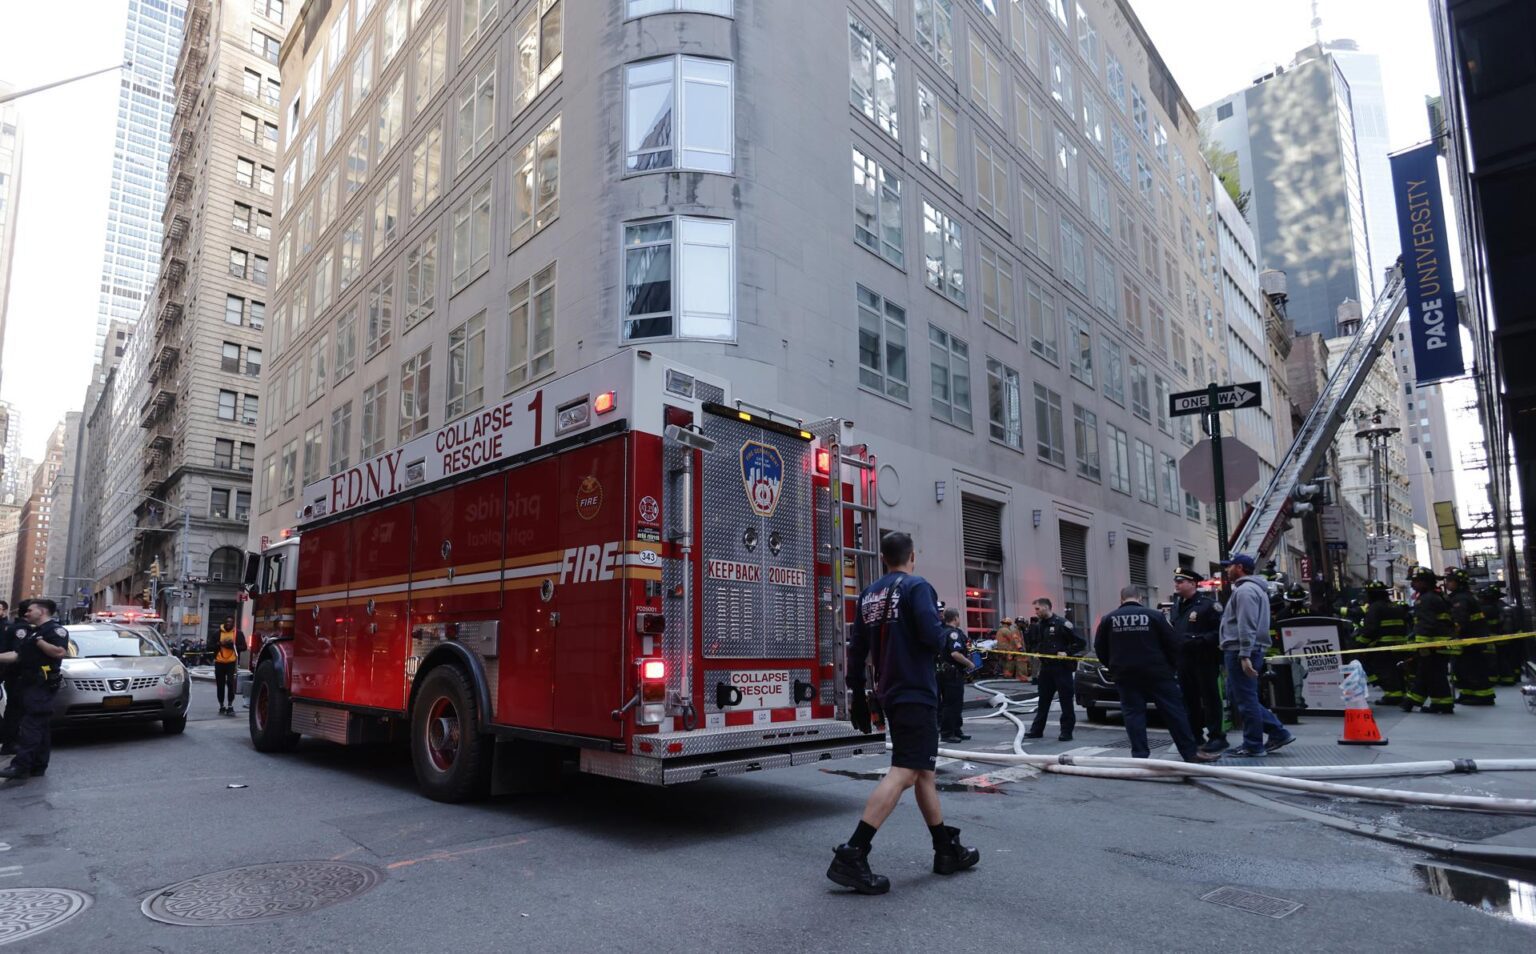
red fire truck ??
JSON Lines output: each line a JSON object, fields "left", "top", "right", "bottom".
{"left": 244, "top": 351, "right": 886, "bottom": 801}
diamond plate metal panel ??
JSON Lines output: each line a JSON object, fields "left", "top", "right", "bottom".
{"left": 638, "top": 717, "right": 877, "bottom": 757}
{"left": 662, "top": 439, "right": 689, "bottom": 700}
{"left": 699, "top": 414, "right": 814, "bottom": 660}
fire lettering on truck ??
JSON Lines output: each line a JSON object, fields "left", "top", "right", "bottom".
{"left": 706, "top": 561, "right": 806, "bottom": 587}
{"left": 436, "top": 400, "right": 515, "bottom": 476}
{"left": 327, "top": 449, "right": 406, "bottom": 513}
{"left": 559, "top": 542, "right": 623, "bottom": 584}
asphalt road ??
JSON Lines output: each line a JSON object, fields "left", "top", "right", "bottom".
{"left": 2, "top": 687, "right": 1533, "bottom": 952}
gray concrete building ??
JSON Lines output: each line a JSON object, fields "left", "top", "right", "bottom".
{"left": 254, "top": 0, "right": 1260, "bottom": 626}
{"left": 42, "top": 412, "right": 81, "bottom": 614}
{"left": 121, "top": 0, "right": 286, "bottom": 640}
{"left": 75, "top": 320, "right": 135, "bottom": 609}
{"left": 1199, "top": 44, "right": 1374, "bottom": 338}
{"left": 86, "top": 319, "right": 152, "bottom": 610}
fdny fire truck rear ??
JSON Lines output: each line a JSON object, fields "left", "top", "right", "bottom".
{"left": 244, "top": 351, "right": 886, "bottom": 801}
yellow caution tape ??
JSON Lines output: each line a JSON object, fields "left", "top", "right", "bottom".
{"left": 982, "top": 630, "right": 1534, "bottom": 666}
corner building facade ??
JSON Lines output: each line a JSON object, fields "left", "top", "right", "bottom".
{"left": 257, "top": 0, "right": 1247, "bottom": 630}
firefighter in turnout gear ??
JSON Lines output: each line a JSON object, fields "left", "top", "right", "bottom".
{"left": 994, "top": 617, "right": 1026, "bottom": 680}
{"left": 1357, "top": 581, "right": 1411, "bottom": 706}
{"left": 1445, "top": 568, "right": 1496, "bottom": 706}
{"left": 1405, "top": 567, "right": 1459, "bottom": 714}
{"left": 1482, "top": 582, "right": 1522, "bottom": 685}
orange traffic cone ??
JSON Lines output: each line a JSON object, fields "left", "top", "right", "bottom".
{"left": 1339, "top": 707, "right": 1387, "bottom": 746}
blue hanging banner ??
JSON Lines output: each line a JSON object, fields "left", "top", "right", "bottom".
{"left": 1389, "top": 143, "right": 1464, "bottom": 384}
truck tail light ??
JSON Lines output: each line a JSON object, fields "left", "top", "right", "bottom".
{"left": 637, "top": 612, "right": 666, "bottom": 634}
{"left": 637, "top": 657, "right": 668, "bottom": 724}
{"left": 593, "top": 391, "right": 617, "bottom": 415}
{"left": 641, "top": 659, "right": 666, "bottom": 681}
{"left": 815, "top": 448, "right": 831, "bottom": 475}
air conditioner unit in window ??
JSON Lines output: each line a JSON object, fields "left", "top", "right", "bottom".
{"left": 236, "top": 509, "right": 249, "bottom": 521}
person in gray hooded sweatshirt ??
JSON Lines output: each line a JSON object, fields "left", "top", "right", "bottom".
{"left": 1217, "top": 553, "right": 1295, "bottom": 757}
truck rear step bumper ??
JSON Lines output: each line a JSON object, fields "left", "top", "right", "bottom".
{"left": 581, "top": 719, "right": 886, "bottom": 785}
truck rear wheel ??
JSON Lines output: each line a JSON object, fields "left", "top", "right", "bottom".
{"left": 249, "top": 659, "right": 300, "bottom": 752}
{"left": 411, "top": 665, "right": 492, "bottom": 803}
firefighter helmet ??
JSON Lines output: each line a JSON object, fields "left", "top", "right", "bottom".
{"left": 1284, "top": 585, "right": 1309, "bottom": 605}
{"left": 1444, "top": 567, "right": 1473, "bottom": 588}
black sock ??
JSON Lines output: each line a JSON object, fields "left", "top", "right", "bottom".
{"left": 929, "top": 823, "right": 950, "bottom": 849}
{"left": 848, "top": 820, "right": 877, "bottom": 850}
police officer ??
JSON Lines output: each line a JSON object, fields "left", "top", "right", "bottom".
{"left": 0, "top": 599, "right": 70, "bottom": 780}
{"left": 1445, "top": 568, "right": 1495, "bottom": 706}
{"left": 829, "top": 532, "right": 979, "bottom": 895}
{"left": 1170, "top": 568, "right": 1227, "bottom": 755}
{"left": 1023, "top": 597, "right": 1086, "bottom": 742}
{"left": 0, "top": 600, "right": 22, "bottom": 755}
{"left": 1357, "top": 581, "right": 1412, "bottom": 706}
{"left": 1093, "top": 585, "right": 1215, "bottom": 763}
{"left": 1405, "top": 567, "right": 1458, "bottom": 714}
{"left": 937, "top": 607, "right": 974, "bottom": 744}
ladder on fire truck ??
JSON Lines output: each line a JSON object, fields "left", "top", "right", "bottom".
{"left": 810, "top": 420, "right": 880, "bottom": 718}
{"left": 1231, "top": 266, "right": 1408, "bottom": 560}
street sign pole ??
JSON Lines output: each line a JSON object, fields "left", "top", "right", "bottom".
{"left": 1208, "top": 382, "right": 1229, "bottom": 561}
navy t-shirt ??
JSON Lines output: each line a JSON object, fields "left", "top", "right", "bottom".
{"left": 846, "top": 572, "right": 946, "bottom": 708}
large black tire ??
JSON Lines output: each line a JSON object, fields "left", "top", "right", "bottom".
{"left": 411, "top": 665, "right": 492, "bottom": 803}
{"left": 162, "top": 714, "right": 187, "bottom": 735}
{"left": 249, "top": 659, "right": 300, "bottom": 752}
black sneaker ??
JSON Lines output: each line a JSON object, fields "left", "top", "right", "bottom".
{"left": 827, "top": 844, "right": 890, "bottom": 895}
{"left": 1199, "top": 738, "right": 1229, "bottom": 754}
{"left": 932, "top": 826, "right": 981, "bottom": 875}
{"left": 940, "top": 735, "right": 964, "bottom": 744}
{"left": 1057, "top": 734, "right": 1073, "bottom": 743}
{"left": 0, "top": 763, "right": 29, "bottom": 780}
{"left": 1264, "top": 732, "right": 1296, "bottom": 753}
{"left": 1424, "top": 704, "right": 1455, "bottom": 714}
{"left": 1022, "top": 732, "right": 1044, "bottom": 740}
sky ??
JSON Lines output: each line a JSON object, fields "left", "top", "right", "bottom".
{"left": 0, "top": 0, "right": 1490, "bottom": 527}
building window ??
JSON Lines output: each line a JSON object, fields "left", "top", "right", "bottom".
{"left": 1034, "top": 383, "right": 1065, "bottom": 466}
{"left": 251, "top": 30, "right": 281, "bottom": 63}
{"left": 1134, "top": 438, "right": 1157, "bottom": 504}
{"left": 968, "top": 34, "right": 1004, "bottom": 124}
{"left": 1073, "top": 405, "right": 1100, "bottom": 480}
{"left": 1082, "top": 88, "right": 1105, "bottom": 155}
{"left": 399, "top": 347, "right": 432, "bottom": 441}
{"left": 1059, "top": 520, "right": 1090, "bottom": 628}
{"left": 337, "top": 217, "right": 361, "bottom": 290}
{"left": 367, "top": 275, "right": 395, "bottom": 358}
{"left": 225, "top": 294, "right": 244, "bottom": 325}
{"left": 236, "top": 157, "right": 257, "bottom": 189}
{"left": 1155, "top": 376, "right": 1171, "bottom": 435}
{"left": 446, "top": 313, "right": 486, "bottom": 419}
{"left": 303, "top": 423, "right": 324, "bottom": 486}
{"left": 1161, "top": 452, "right": 1180, "bottom": 513}
{"left": 628, "top": 0, "right": 733, "bottom": 15}
{"left": 461, "top": 0, "right": 499, "bottom": 54}
{"left": 371, "top": 174, "right": 400, "bottom": 261}
{"left": 451, "top": 180, "right": 493, "bottom": 292}
{"left": 314, "top": 251, "right": 334, "bottom": 315}
{"left": 1132, "top": 86, "right": 1149, "bottom": 141}
{"left": 378, "top": 75, "right": 405, "bottom": 158}
{"left": 229, "top": 248, "right": 248, "bottom": 279}
{"left": 625, "top": 57, "right": 733, "bottom": 174}
{"left": 929, "top": 326, "right": 972, "bottom": 429}
{"left": 857, "top": 285, "right": 908, "bottom": 401}
{"left": 414, "top": 18, "right": 448, "bottom": 114}
{"left": 405, "top": 233, "right": 436, "bottom": 329}
{"left": 350, "top": 39, "right": 374, "bottom": 114}
{"left": 507, "top": 263, "right": 556, "bottom": 392}
{"left": 1054, "top": 125, "right": 1080, "bottom": 200}
{"left": 260, "top": 455, "right": 276, "bottom": 512}
{"left": 917, "top": 84, "right": 960, "bottom": 188}
{"left": 244, "top": 393, "right": 261, "bottom": 427}
{"left": 978, "top": 243, "right": 1015, "bottom": 337}
{"left": 913, "top": 0, "right": 954, "bottom": 75}
{"left": 1015, "top": 87, "right": 1044, "bottom": 164}
{"left": 411, "top": 124, "right": 443, "bottom": 216}
{"left": 961, "top": 495, "right": 1005, "bottom": 638}
{"left": 1047, "top": 37, "right": 1073, "bottom": 115}
{"left": 308, "top": 335, "right": 328, "bottom": 405}
{"left": 1086, "top": 167, "right": 1110, "bottom": 233}
{"left": 335, "top": 309, "right": 357, "bottom": 382}
{"left": 987, "top": 358, "right": 1022, "bottom": 449}
{"left": 1025, "top": 277, "right": 1057, "bottom": 363}
{"left": 512, "top": 0, "right": 563, "bottom": 110}
{"left": 1066, "top": 310, "right": 1092, "bottom": 386}
{"left": 382, "top": 0, "right": 407, "bottom": 64}
{"left": 1019, "top": 179, "right": 1051, "bottom": 263}
{"left": 330, "top": 402, "right": 353, "bottom": 474}
{"left": 455, "top": 56, "right": 497, "bottom": 171}
{"left": 347, "top": 131, "right": 369, "bottom": 195}
{"left": 853, "top": 146, "right": 903, "bottom": 267}
{"left": 247, "top": 347, "right": 263, "bottom": 377}
{"left": 323, "top": 90, "right": 343, "bottom": 152}
{"left": 221, "top": 342, "right": 241, "bottom": 373}
{"left": 265, "top": 380, "right": 280, "bottom": 436}
{"left": 1094, "top": 249, "right": 1117, "bottom": 318}
{"left": 1059, "top": 216, "right": 1085, "bottom": 291}
{"left": 849, "top": 15, "right": 898, "bottom": 140}
{"left": 623, "top": 217, "right": 735, "bottom": 341}
{"left": 922, "top": 200, "right": 965, "bottom": 305}
{"left": 214, "top": 439, "right": 236, "bottom": 470}
{"left": 1103, "top": 337, "right": 1124, "bottom": 405}
{"left": 1185, "top": 491, "right": 1202, "bottom": 522}
{"left": 280, "top": 439, "right": 298, "bottom": 502}
{"left": 1107, "top": 423, "right": 1130, "bottom": 494}
{"left": 218, "top": 389, "right": 238, "bottom": 421}
{"left": 512, "top": 115, "right": 561, "bottom": 246}
{"left": 1129, "top": 357, "right": 1150, "bottom": 421}
{"left": 974, "top": 138, "right": 1009, "bottom": 226}
{"left": 210, "top": 487, "right": 230, "bottom": 520}
{"left": 1011, "top": 0, "right": 1040, "bottom": 70}
{"left": 361, "top": 377, "right": 389, "bottom": 459}
{"left": 285, "top": 364, "right": 301, "bottom": 421}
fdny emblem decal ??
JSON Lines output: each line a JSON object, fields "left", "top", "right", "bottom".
{"left": 740, "top": 441, "right": 784, "bottom": 518}
{"left": 576, "top": 475, "right": 603, "bottom": 520}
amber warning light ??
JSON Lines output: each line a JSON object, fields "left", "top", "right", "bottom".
{"left": 593, "top": 391, "right": 617, "bottom": 414}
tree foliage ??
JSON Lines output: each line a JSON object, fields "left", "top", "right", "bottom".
{"left": 1203, "top": 141, "right": 1251, "bottom": 218}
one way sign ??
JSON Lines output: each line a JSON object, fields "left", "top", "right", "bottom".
{"left": 1169, "top": 382, "right": 1263, "bottom": 417}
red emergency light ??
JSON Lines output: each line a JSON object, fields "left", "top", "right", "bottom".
{"left": 815, "top": 448, "right": 831, "bottom": 475}
{"left": 641, "top": 659, "right": 666, "bottom": 681}
{"left": 593, "top": 391, "right": 617, "bottom": 415}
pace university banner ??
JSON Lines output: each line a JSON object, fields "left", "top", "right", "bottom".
{"left": 1390, "top": 143, "right": 1464, "bottom": 384}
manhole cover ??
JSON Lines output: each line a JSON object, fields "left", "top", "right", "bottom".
{"left": 142, "top": 861, "right": 383, "bottom": 926}
{"left": 0, "top": 888, "right": 91, "bottom": 947}
{"left": 1199, "top": 885, "right": 1303, "bottom": 919}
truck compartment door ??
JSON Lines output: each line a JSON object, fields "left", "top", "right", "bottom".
{"left": 348, "top": 501, "right": 412, "bottom": 711}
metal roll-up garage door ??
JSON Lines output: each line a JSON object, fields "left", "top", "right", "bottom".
{"left": 961, "top": 496, "right": 1004, "bottom": 563}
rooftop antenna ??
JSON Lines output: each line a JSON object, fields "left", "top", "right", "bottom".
{"left": 1311, "top": 0, "right": 1323, "bottom": 45}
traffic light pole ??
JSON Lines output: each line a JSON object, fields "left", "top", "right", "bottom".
{"left": 1207, "top": 382, "right": 1230, "bottom": 561}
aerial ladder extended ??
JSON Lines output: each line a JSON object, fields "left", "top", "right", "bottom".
{"left": 1231, "top": 266, "right": 1409, "bottom": 561}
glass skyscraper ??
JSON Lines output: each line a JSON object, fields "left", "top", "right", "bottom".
{"left": 94, "top": 0, "right": 186, "bottom": 363}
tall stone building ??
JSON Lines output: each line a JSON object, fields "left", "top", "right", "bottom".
{"left": 129, "top": 0, "right": 287, "bottom": 639}
{"left": 42, "top": 413, "right": 82, "bottom": 614}
{"left": 252, "top": 0, "right": 1269, "bottom": 626}
{"left": 12, "top": 424, "right": 66, "bottom": 602}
